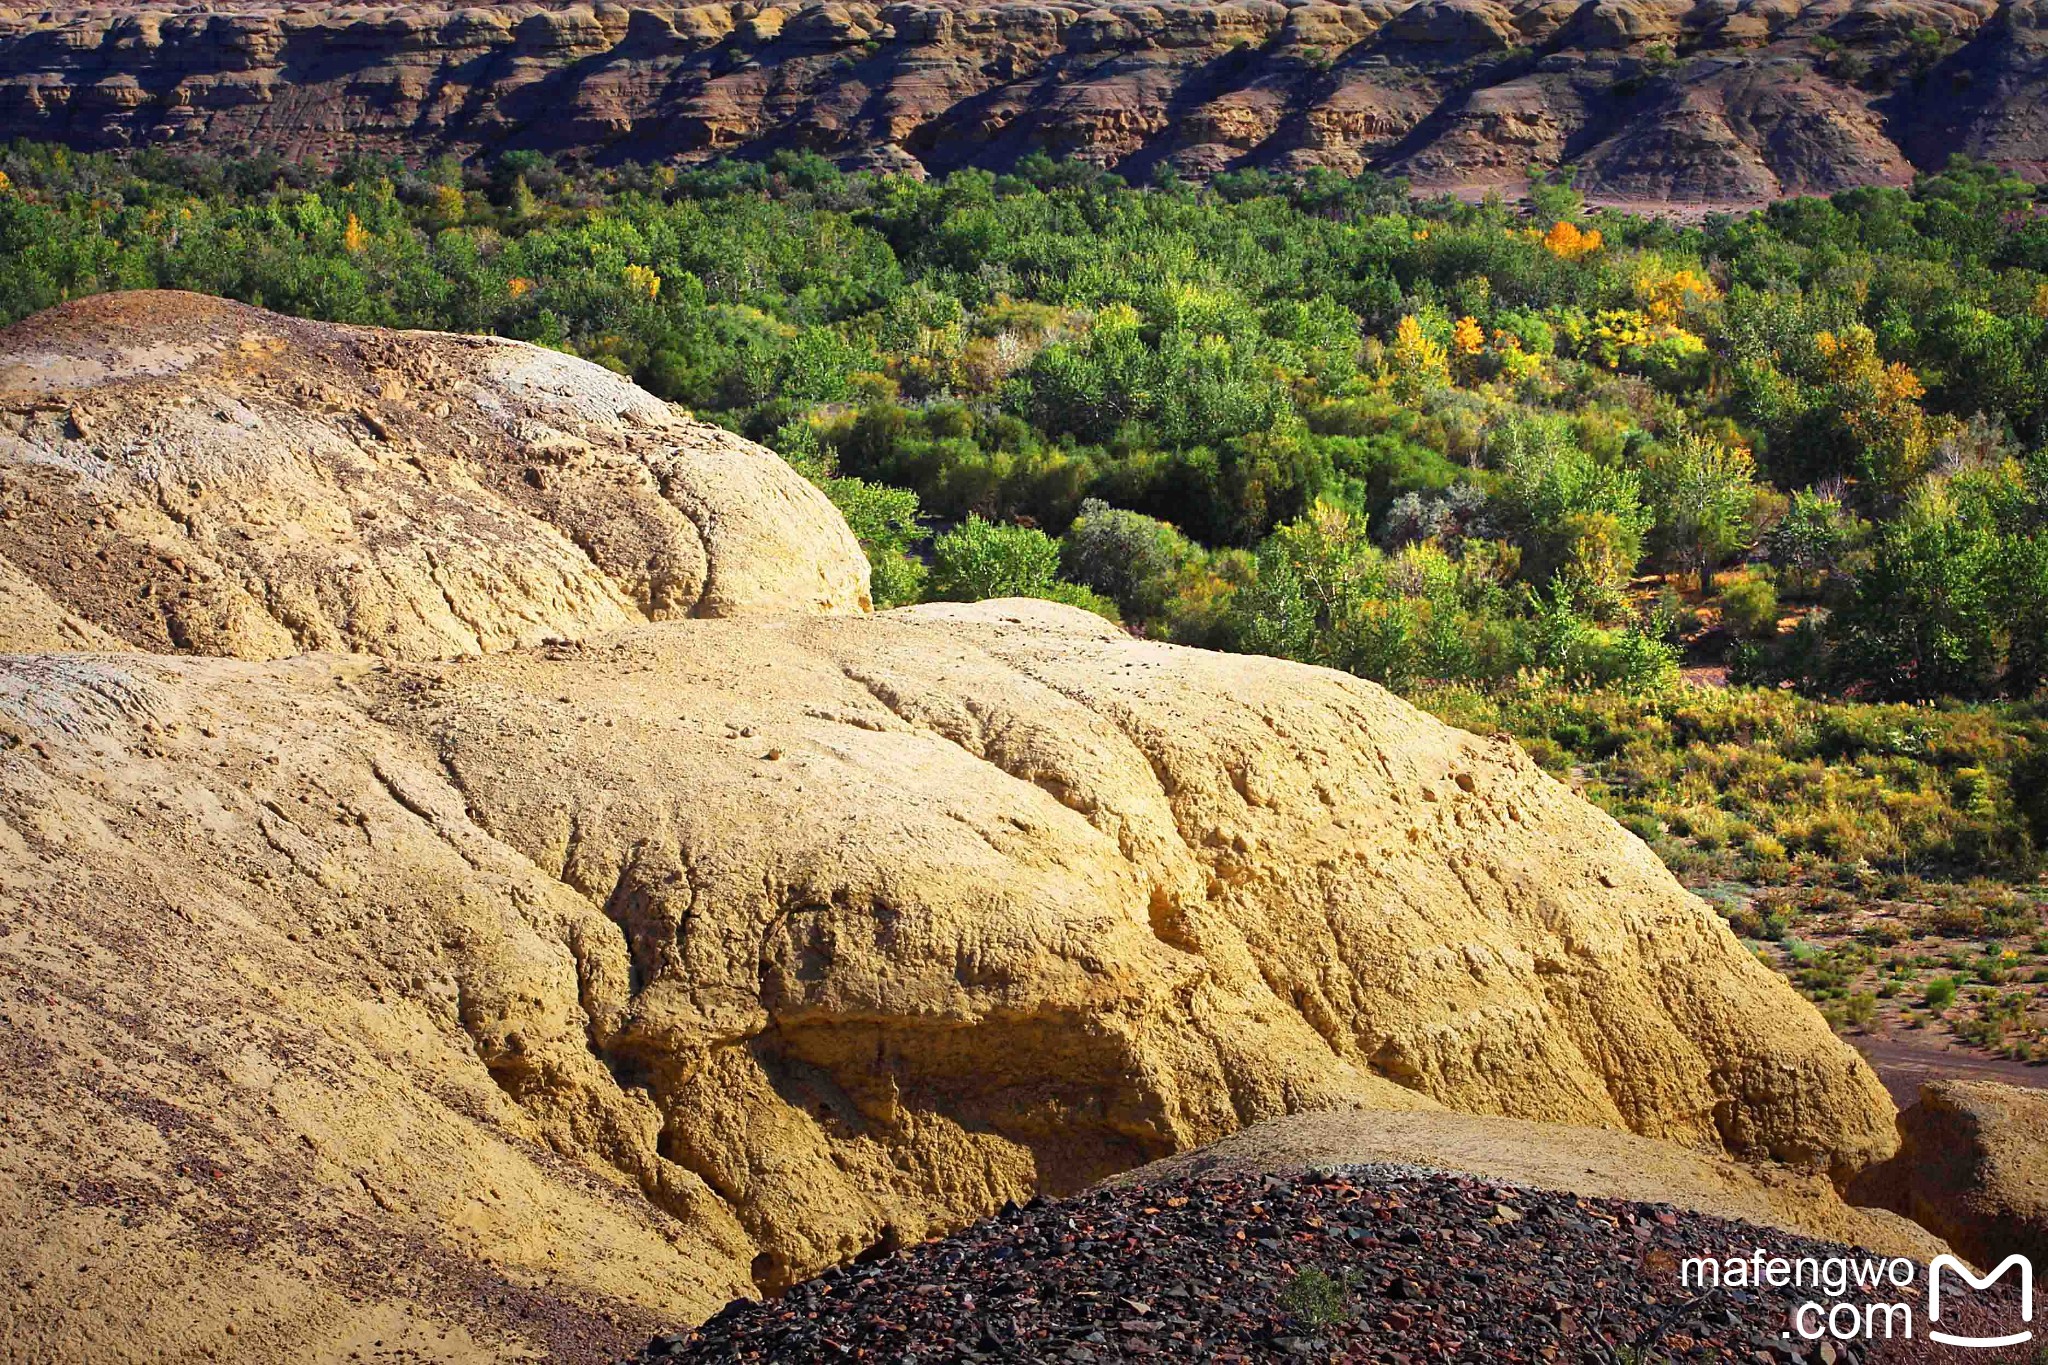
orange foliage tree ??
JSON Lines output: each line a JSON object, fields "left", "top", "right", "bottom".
{"left": 1541, "top": 221, "right": 1603, "bottom": 260}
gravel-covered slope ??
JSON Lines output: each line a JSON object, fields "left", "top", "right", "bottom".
{"left": 637, "top": 1167, "right": 2033, "bottom": 1364}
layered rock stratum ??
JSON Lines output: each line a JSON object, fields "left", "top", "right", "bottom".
{"left": 0, "top": 0, "right": 2042, "bottom": 203}
{"left": 0, "top": 293, "right": 1904, "bottom": 1363}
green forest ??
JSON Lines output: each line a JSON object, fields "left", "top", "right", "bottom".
{"left": 2, "top": 141, "right": 2044, "bottom": 1054}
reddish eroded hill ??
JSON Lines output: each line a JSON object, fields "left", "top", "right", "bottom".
{"left": 0, "top": 0, "right": 2040, "bottom": 205}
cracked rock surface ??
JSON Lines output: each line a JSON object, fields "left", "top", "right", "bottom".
{"left": 0, "top": 291, "right": 870, "bottom": 661}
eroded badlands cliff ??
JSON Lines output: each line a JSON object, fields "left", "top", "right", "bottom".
{"left": 0, "top": 0, "right": 2042, "bottom": 203}
{"left": 0, "top": 294, "right": 1901, "bottom": 1363}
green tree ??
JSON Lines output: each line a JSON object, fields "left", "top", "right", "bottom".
{"left": 1060, "top": 498, "right": 1193, "bottom": 623}
{"left": 929, "top": 516, "right": 1113, "bottom": 616}
{"left": 1232, "top": 502, "right": 1425, "bottom": 688}
{"left": 769, "top": 420, "right": 928, "bottom": 607}
{"left": 1645, "top": 433, "right": 1762, "bottom": 588}
{"left": 1830, "top": 483, "right": 2001, "bottom": 698}
{"left": 933, "top": 517, "right": 1061, "bottom": 599}
{"left": 828, "top": 478, "right": 927, "bottom": 608}
{"left": 1814, "top": 325, "right": 1939, "bottom": 497}
{"left": 1527, "top": 581, "right": 1680, "bottom": 691}
{"left": 1488, "top": 417, "right": 1651, "bottom": 620}
{"left": 1766, "top": 488, "right": 1869, "bottom": 595}
{"left": 1229, "top": 502, "right": 1521, "bottom": 690}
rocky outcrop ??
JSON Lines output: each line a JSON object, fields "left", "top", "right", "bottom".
{"left": 0, "top": 610, "right": 1903, "bottom": 1361}
{"left": 1850, "top": 1080, "right": 2048, "bottom": 1269}
{"left": 0, "top": 0, "right": 2039, "bottom": 204}
{"left": 0, "top": 296, "right": 1901, "bottom": 1363}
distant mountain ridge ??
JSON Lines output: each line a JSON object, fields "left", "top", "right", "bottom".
{"left": 0, "top": 0, "right": 2041, "bottom": 204}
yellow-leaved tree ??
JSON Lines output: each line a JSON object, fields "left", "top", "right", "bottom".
{"left": 1390, "top": 315, "right": 1449, "bottom": 398}
{"left": 623, "top": 264, "right": 662, "bottom": 302}
{"left": 1633, "top": 264, "right": 1718, "bottom": 325}
{"left": 1815, "top": 326, "right": 1941, "bottom": 495}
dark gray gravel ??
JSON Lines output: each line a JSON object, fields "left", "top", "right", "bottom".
{"left": 632, "top": 1166, "right": 2032, "bottom": 1364}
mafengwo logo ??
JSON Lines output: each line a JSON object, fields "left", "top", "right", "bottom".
{"left": 1929, "top": 1255, "right": 2033, "bottom": 1349}
{"left": 1679, "top": 1251, "right": 2033, "bottom": 1347}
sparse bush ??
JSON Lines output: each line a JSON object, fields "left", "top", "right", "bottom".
{"left": 1280, "top": 1267, "right": 1353, "bottom": 1328}
{"left": 1718, "top": 572, "right": 1781, "bottom": 640}
{"left": 930, "top": 516, "right": 1113, "bottom": 617}
{"left": 1844, "top": 991, "right": 1878, "bottom": 1029}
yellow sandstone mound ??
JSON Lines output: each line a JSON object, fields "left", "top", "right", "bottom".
{"left": 0, "top": 291, "right": 870, "bottom": 660}
{"left": 0, "top": 296, "right": 1901, "bottom": 1363}
{"left": 1108, "top": 1107, "right": 1946, "bottom": 1262}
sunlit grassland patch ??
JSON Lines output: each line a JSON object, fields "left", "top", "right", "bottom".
{"left": 1423, "top": 684, "right": 2048, "bottom": 1059}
